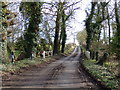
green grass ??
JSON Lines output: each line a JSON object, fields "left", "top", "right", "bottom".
{"left": 64, "top": 46, "right": 75, "bottom": 54}
{"left": 1, "top": 57, "right": 52, "bottom": 73}
{"left": 83, "top": 59, "right": 119, "bottom": 89}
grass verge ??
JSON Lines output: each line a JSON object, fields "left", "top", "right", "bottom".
{"left": 83, "top": 59, "right": 119, "bottom": 90}
{"left": 1, "top": 56, "right": 55, "bottom": 76}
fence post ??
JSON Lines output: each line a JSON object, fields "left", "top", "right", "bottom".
{"left": 43, "top": 51, "right": 45, "bottom": 58}
{"left": 11, "top": 51, "right": 15, "bottom": 64}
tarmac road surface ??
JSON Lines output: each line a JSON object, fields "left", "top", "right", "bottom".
{"left": 2, "top": 47, "right": 102, "bottom": 89}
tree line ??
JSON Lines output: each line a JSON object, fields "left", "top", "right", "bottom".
{"left": 77, "top": 1, "right": 120, "bottom": 77}
{"left": 0, "top": 1, "right": 80, "bottom": 62}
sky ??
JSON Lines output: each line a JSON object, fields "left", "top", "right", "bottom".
{"left": 66, "top": 0, "right": 91, "bottom": 44}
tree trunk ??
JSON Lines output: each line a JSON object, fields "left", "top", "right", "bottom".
{"left": 96, "top": 52, "right": 108, "bottom": 65}
{"left": 2, "top": 31, "right": 8, "bottom": 62}
{"left": 90, "top": 51, "right": 95, "bottom": 59}
{"left": 115, "top": 1, "right": 120, "bottom": 57}
{"left": 115, "top": 1, "right": 120, "bottom": 82}
{"left": 85, "top": 2, "right": 97, "bottom": 50}
{"left": 107, "top": 7, "right": 111, "bottom": 45}
{"left": 61, "top": 30, "right": 66, "bottom": 53}
{"left": 96, "top": 51, "right": 99, "bottom": 61}
{"left": 61, "top": 10, "right": 66, "bottom": 53}
{"left": 53, "top": 3, "right": 61, "bottom": 55}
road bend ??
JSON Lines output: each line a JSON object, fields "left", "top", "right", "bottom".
{"left": 2, "top": 47, "right": 101, "bottom": 89}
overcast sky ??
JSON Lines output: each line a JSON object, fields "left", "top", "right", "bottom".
{"left": 66, "top": 0, "right": 91, "bottom": 44}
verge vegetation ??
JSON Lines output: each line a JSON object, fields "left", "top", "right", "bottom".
{"left": 83, "top": 59, "right": 119, "bottom": 90}
{"left": 1, "top": 56, "right": 56, "bottom": 77}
